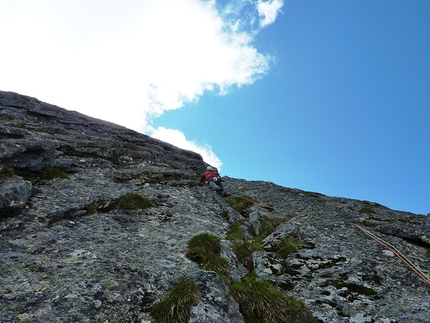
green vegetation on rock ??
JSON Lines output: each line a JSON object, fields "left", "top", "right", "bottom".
{"left": 85, "top": 203, "right": 98, "bottom": 214}
{"left": 275, "top": 236, "right": 304, "bottom": 259}
{"left": 230, "top": 275, "right": 316, "bottom": 323}
{"left": 201, "top": 256, "right": 233, "bottom": 284}
{"left": 258, "top": 216, "right": 289, "bottom": 239}
{"left": 359, "top": 203, "right": 376, "bottom": 214}
{"left": 186, "top": 233, "right": 232, "bottom": 284}
{"left": 362, "top": 219, "right": 377, "bottom": 227}
{"left": 219, "top": 209, "right": 229, "bottom": 219}
{"left": 117, "top": 192, "right": 154, "bottom": 210}
{"left": 12, "top": 122, "right": 26, "bottom": 128}
{"left": 305, "top": 191, "right": 327, "bottom": 204}
{"left": 125, "top": 142, "right": 138, "bottom": 151}
{"left": 0, "top": 165, "right": 15, "bottom": 179}
{"left": 150, "top": 279, "right": 201, "bottom": 323}
{"left": 232, "top": 238, "right": 264, "bottom": 270}
{"left": 224, "top": 195, "right": 259, "bottom": 214}
{"left": 186, "top": 232, "right": 221, "bottom": 264}
{"left": 40, "top": 166, "right": 70, "bottom": 180}
{"left": 226, "top": 220, "right": 246, "bottom": 241}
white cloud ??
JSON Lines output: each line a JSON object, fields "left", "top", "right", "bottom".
{"left": 151, "top": 127, "right": 222, "bottom": 170}
{"left": 257, "top": 0, "right": 284, "bottom": 27}
{"left": 0, "top": 0, "right": 283, "bottom": 166}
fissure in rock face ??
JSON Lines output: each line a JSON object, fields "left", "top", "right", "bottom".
{"left": 1, "top": 90, "right": 430, "bottom": 323}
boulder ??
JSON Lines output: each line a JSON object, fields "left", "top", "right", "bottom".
{"left": 0, "top": 177, "right": 31, "bottom": 216}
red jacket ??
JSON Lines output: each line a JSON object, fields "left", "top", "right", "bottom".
{"left": 200, "top": 171, "right": 220, "bottom": 183}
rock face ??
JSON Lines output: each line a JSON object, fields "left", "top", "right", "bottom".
{"left": 1, "top": 90, "right": 430, "bottom": 323}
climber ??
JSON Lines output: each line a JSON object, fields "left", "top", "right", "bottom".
{"left": 199, "top": 166, "right": 228, "bottom": 196}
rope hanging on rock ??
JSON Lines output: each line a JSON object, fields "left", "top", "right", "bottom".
{"left": 352, "top": 223, "right": 430, "bottom": 286}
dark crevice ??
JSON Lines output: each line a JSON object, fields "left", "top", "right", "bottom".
{"left": 378, "top": 230, "right": 430, "bottom": 249}
{"left": 0, "top": 133, "right": 26, "bottom": 139}
{"left": 0, "top": 207, "right": 22, "bottom": 218}
{"left": 402, "top": 237, "right": 430, "bottom": 249}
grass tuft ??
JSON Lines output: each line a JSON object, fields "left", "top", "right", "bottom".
{"left": 186, "top": 232, "right": 221, "bottom": 264}
{"left": 230, "top": 276, "right": 316, "bottom": 323}
{"left": 226, "top": 220, "right": 246, "bottom": 241}
{"left": 150, "top": 279, "right": 201, "bottom": 323}
{"left": 186, "top": 233, "right": 233, "bottom": 283}
{"left": 201, "top": 256, "right": 233, "bottom": 284}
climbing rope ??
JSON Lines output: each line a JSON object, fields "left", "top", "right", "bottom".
{"left": 352, "top": 223, "right": 430, "bottom": 286}
{"left": 224, "top": 191, "right": 302, "bottom": 217}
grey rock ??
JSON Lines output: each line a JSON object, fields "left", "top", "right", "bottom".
{"left": 223, "top": 177, "right": 430, "bottom": 323}
{"left": 379, "top": 216, "right": 430, "bottom": 245}
{"left": 188, "top": 269, "right": 244, "bottom": 323}
{"left": 220, "top": 240, "right": 248, "bottom": 282}
{"left": 0, "top": 177, "right": 31, "bottom": 216}
{"left": 1, "top": 90, "right": 430, "bottom": 323}
{"left": 248, "top": 209, "right": 261, "bottom": 235}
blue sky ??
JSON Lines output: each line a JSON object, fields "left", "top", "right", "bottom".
{"left": 1, "top": 1, "right": 429, "bottom": 214}
{"left": 154, "top": 1, "right": 430, "bottom": 214}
